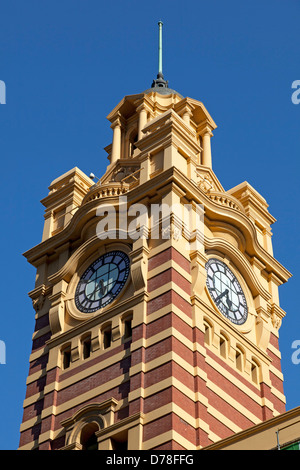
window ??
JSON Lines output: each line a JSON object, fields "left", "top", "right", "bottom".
{"left": 203, "top": 319, "right": 213, "bottom": 345}
{"left": 81, "top": 423, "right": 99, "bottom": 451}
{"left": 82, "top": 335, "right": 92, "bottom": 360}
{"left": 60, "top": 403, "right": 108, "bottom": 450}
{"left": 219, "top": 334, "right": 228, "bottom": 359}
{"left": 235, "top": 346, "right": 244, "bottom": 372}
{"left": 111, "top": 439, "right": 128, "bottom": 450}
{"left": 282, "top": 441, "right": 300, "bottom": 450}
{"left": 251, "top": 359, "right": 260, "bottom": 384}
{"left": 62, "top": 346, "right": 71, "bottom": 370}
{"left": 110, "top": 430, "right": 128, "bottom": 450}
{"left": 123, "top": 315, "right": 133, "bottom": 340}
{"left": 103, "top": 326, "right": 112, "bottom": 350}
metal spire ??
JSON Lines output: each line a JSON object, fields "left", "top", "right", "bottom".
{"left": 158, "top": 20, "right": 163, "bottom": 77}
{"left": 151, "top": 21, "right": 169, "bottom": 89}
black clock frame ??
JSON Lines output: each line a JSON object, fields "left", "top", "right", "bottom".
{"left": 75, "top": 251, "right": 130, "bottom": 313}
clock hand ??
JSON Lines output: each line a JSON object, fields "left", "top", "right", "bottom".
{"left": 98, "top": 279, "right": 107, "bottom": 296}
{"left": 225, "top": 292, "right": 232, "bottom": 308}
{"left": 215, "top": 289, "right": 229, "bottom": 304}
{"left": 85, "top": 279, "right": 106, "bottom": 300}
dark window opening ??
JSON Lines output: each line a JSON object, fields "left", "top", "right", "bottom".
{"left": 251, "top": 362, "right": 258, "bottom": 384}
{"left": 110, "top": 430, "right": 128, "bottom": 450}
{"left": 81, "top": 423, "right": 99, "bottom": 451}
{"left": 111, "top": 439, "right": 128, "bottom": 450}
{"left": 204, "top": 323, "right": 210, "bottom": 345}
{"left": 129, "top": 132, "right": 138, "bottom": 157}
{"left": 63, "top": 348, "right": 71, "bottom": 370}
{"left": 220, "top": 336, "right": 227, "bottom": 358}
{"left": 83, "top": 336, "right": 92, "bottom": 359}
{"left": 83, "top": 433, "right": 98, "bottom": 451}
{"left": 103, "top": 328, "right": 112, "bottom": 349}
{"left": 124, "top": 318, "right": 132, "bottom": 339}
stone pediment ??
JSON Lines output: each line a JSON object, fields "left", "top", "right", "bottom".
{"left": 196, "top": 166, "right": 224, "bottom": 193}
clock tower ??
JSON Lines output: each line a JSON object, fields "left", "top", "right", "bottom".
{"left": 19, "top": 26, "right": 291, "bottom": 451}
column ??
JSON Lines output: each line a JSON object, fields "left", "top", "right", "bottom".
{"left": 182, "top": 109, "right": 192, "bottom": 126}
{"left": 200, "top": 126, "right": 213, "bottom": 168}
{"left": 111, "top": 116, "right": 122, "bottom": 165}
{"left": 137, "top": 105, "right": 148, "bottom": 140}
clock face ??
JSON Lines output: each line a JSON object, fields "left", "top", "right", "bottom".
{"left": 75, "top": 251, "right": 130, "bottom": 313}
{"left": 206, "top": 258, "right": 248, "bottom": 325}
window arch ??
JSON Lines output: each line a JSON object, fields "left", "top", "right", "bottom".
{"left": 203, "top": 318, "right": 213, "bottom": 346}
{"left": 81, "top": 333, "right": 92, "bottom": 360}
{"left": 122, "top": 312, "right": 133, "bottom": 341}
{"left": 61, "top": 403, "right": 107, "bottom": 450}
{"left": 251, "top": 358, "right": 260, "bottom": 384}
{"left": 219, "top": 333, "right": 229, "bottom": 359}
{"left": 101, "top": 323, "right": 112, "bottom": 350}
{"left": 235, "top": 345, "right": 245, "bottom": 372}
{"left": 61, "top": 343, "right": 72, "bottom": 370}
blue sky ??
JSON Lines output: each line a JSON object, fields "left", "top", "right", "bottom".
{"left": 0, "top": 0, "right": 299, "bottom": 450}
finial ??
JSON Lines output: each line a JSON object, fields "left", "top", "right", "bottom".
{"left": 151, "top": 20, "right": 169, "bottom": 89}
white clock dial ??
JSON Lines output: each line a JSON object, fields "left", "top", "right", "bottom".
{"left": 206, "top": 258, "right": 248, "bottom": 325}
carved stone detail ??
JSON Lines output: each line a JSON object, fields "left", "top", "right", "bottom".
{"left": 208, "top": 191, "right": 245, "bottom": 213}
{"left": 271, "top": 313, "right": 281, "bottom": 329}
{"left": 32, "top": 295, "right": 45, "bottom": 312}
{"left": 130, "top": 240, "right": 149, "bottom": 294}
{"left": 197, "top": 172, "right": 216, "bottom": 193}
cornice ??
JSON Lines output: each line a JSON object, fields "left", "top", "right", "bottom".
{"left": 106, "top": 94, "right": 144, "bottom": 122}
{"left": 23, "top": 166, "right": 291, "bottom": 285}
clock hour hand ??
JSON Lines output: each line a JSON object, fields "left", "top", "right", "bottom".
{"left": 85, "top": 279, "right": 107, "bottom": 300}
{"left": 215, "top": 289, "right": 229, "bottom": 304}
{"left": 225, "top": 293, "right": 232, "bottom": 308}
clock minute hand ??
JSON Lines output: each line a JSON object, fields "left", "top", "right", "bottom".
{"left": 98, "top": 279, "right": 107, "bottom": 296}
{"left": 223, "top": 290, "right": 232, "bottom": 308}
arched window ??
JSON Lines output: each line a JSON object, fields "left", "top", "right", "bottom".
{"left": 251, "top": 359, "right": 260, "bottom": 384}
{"left": 123, "top": 314, "right": 133, "bottom": 340}
{"left": 203, "top": 319, "right": 213, "bottom": 346}
{"left": 61, "top": 344, "right": 72, "bottom": 370}
{"left": 235, "top": 346, "right": 244, "bottom": 372}
{"left": 81, "top": 422, "right": 99, "bottom": 450}
{"left": 82, "top": 334, "right": 92, "bottom": 360}
{"left": 219, "top": 333, "right": 229, "bottom": 359}
{"left": 61, "top": 403, "right": 107, "bottom": 450}
{"left": 102, "top": 324, "right": 112, "bottom": 350}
